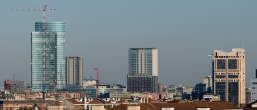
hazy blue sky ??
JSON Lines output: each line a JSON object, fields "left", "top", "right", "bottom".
{"left": 0, "top": 0, "right": 257, "bottom": 86}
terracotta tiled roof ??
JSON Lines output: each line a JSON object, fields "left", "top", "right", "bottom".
{"left": 109, "top": 101, "right": 239, "bottom": 110}
{"left": 66, "top": 99, "right": 83, "bottom": 104}
{"left": 90, "top": 98, "right": 107, "bottom": 104}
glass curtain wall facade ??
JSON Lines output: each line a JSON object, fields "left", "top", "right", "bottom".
{"left": 31, "top": 21, "right": 66, "bottom": 92}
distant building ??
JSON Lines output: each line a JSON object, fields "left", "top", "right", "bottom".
{"left": 202, "top": 75, "right": 212, "bottom": 93}
{"left": 4, "top": 80, "right": 25, "bottom": 93}
{"left": 203, "top": 94, "right": 220, "bottom": 101}
{"left": 246, "top": 87, "right": 251, "bottom": 104}
{"left": 82, "top": 80, "right": 97, "bottom": 88}
{"left": 127, "top": 48, "right": 159, "bottom": 93}
{"left": 31, "top": 21, "right": 66, "bottom": 92}
{"left": 251, "top": 69, "right": 257, "bottom": 102}
{"left": 0, "top": 100, "right": 64, "bottom": 110}
{"left": 212, "top": 48, "right": 246, "bottom": 106}
{"left": 66, "top": 56, "right": 83, "bottom": 87}
{"left": 4, "top": 80, "right": 11, "bottom": 90}
{"left": 192, "top": 83, "right": 206, "bottom": 100}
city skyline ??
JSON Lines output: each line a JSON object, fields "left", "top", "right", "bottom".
{"left": 1, "top": 0, "right": 257, "bottom": 87}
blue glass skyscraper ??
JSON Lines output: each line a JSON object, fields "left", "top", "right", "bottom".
{"left": 31, "top": 21, "right": 66, "bottom": 92}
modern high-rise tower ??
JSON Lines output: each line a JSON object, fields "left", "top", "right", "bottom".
{"left": 31, "top": 21, "right": 66, "bottom": 92}
{"left": 127, "top": 48, "right": 159, "bottom": 93}
{"left": 66, "top": 56, "right": 83, "bottom": 87}
{"left": 212, "top": 48, "right": 245, "bottom": 106}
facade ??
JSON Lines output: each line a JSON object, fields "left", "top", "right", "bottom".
{"left": 127, "top": 48, "right": 159, "bottom": 93}
{"left": 31, "top": 21, "right": 66, "bottom": 92}
{"left": 192, "top": 83, "right": 207, "bottom": 100}
{"left": 202, "top": 75, "right": 212, "bottom": 93}
{"left": 0, "top": 100, "right": 63, "bottom": 110}
{"left": 4, "top": 80, "right": 25, "bottom": 93}
{"left": 251, "top": 69, "right": 257, "bottom": 102}
{"left": 212, "top": 48, "right": 246, "bottom": 106}
{"left": 66, "top": 56, "right": 83, "bottom": 87}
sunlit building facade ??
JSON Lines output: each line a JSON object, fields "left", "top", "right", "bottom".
{"left": 212, "top": 48, "right": 245, "bottom": 106}
{"left": 31, "top": 21, "right": 66, "bottom": 92}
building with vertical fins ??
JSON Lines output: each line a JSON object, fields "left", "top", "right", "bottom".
{"left": 127, "top": 48, "right": 159, "bottom": 93}
{"left": 66, "top": 56, "right": 83, "bottom": 87}
{"left": 31, "top": 21, "right": 66, "bottom": 92}
{"left": 212, "top": 48, "right": 245, "bottom": 106}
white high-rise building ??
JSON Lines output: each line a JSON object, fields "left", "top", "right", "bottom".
{"left": 127, "top": 48, "right": 159, "bottom": 93}
{"left": 212, "top": 48, "right": 246, "bottom": 106}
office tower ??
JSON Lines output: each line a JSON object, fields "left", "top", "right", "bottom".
{"left": 127, "top": 48, "right": 159, "bottom": 93}
{"left": 66, "top": 56, "right": 83, "bottom": 87}
{"left": 251, "top": 69, "right": 257, "bottom": 102}
{"left": 31, "top": 21, "right": 66, "bottom": 92}
{"left": 212, "top": 48, "right": 245, "bottom": 106}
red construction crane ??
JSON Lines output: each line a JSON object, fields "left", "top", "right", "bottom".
{"left": 15, "top": 4, "right": 56, "bottom": 93}
{"left": 94, "top": 67, "right": 100, "bottom": 98}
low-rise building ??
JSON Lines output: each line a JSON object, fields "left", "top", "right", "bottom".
{"left": 0, "top": 100, "right": 64, "bottom": 110}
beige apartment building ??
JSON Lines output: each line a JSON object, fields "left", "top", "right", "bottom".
{"left": 66, "top": 56, "right": 83, "bottom": 87}
{"left": 212, "top": 48, "right": 245, "bottom": 106}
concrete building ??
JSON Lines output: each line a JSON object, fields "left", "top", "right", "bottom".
{"left": 127, "top": 48, "right": 159, "bottom": 93}
{"left": 0, "top": 100, "right": 64, "bottom": 110}
{"left": 212, "top": 48, "right": 246, "bottom": 106}
{"left": 31, "top": 21, "right": 66, "bottom": 92}
{"left": 202, "top": 75, "right": 212, "bottom": 92}
{"left": 251, "top": 69, "right": 257, "bottom": 102}
{"left": 246, "top": 87, "right": 251, "bottom": 104}
{"left": 4, "top": 80, "right": 25, "bottom": 93}
{"left": 66, "top": 56, "right": 83, "bottom": 87}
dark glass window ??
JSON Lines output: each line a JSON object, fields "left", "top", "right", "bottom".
{"left": 217, "top": 59, "right": 226, "bottom": 69}
{"left": 228, "top": 59, "right": 237, "bottom": 69}
{"left": 216, "top": 75, "right": 225, "bottom": 78}
{"left": 228, "top": 75, "right": 238, "bottom": 78}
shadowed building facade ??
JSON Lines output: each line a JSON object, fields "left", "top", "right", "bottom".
{"left": 127, "top": 48, "right": 159, "bottom": 93}
{"left": 212, "top": 48, "right": 245, "bottom": 106}
{"left": 31, "top": 21, "right": 66, "bottom": 92}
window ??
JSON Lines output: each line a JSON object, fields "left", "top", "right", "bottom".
{"left": 228, "top": 75, "right": 238, "bottom": 78}
{"left": 216, "top": 75, "right": 225, "bottom": 78}
{"left": 228, "top": 59, "right": 237, "bottom": 69}
{"left": 217, "top": 59, "right": 226, "bottom": 69}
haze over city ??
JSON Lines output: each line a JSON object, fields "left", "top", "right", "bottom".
{"left": 1, "top": 0, "right": 257, "bottom": 87}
